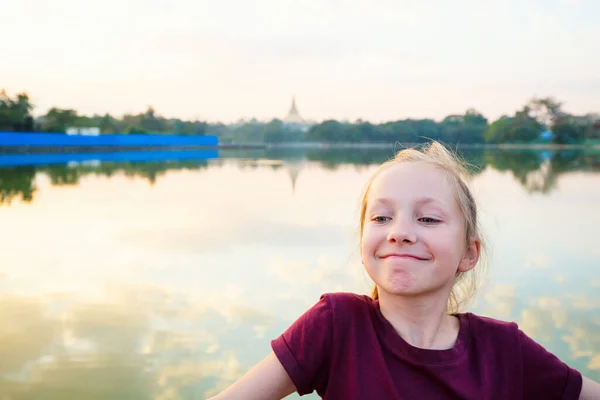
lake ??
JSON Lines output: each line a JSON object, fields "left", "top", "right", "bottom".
{"left": 0, "top": 146, "right": 599, "bottom": 399}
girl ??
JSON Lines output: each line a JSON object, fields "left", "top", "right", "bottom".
{"left": 209, "top": 142, "right": 600, "bottom": 399}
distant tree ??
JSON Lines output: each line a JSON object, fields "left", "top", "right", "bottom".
{"left": 463, "top": 108, "right": 488, "bottom": 126}
{"left": 510, "top": 107, "right": 543, "bottom": 142}
{"left": 0, "top": 90, "right": 34, "bottom": 131}
{"left": 389, "top": 120, "right": 417, "bottom": 143}
{"left": 263, "top": 119, "right": 285, "bottom": 143}
{"left": 484, "top": 116, "right": 512, "bottom": 143}
{"left": 124, "top": 125, "right": 150, "bottom": 134}
{"left": 13, "top": 93, "right": 34, "bottom": 130}
{"left": 484, "top": 105, "right": 542, "bottom": 143}
{"left": 99, "top": 114, "right": 118, "bottom": 134}
{"left": 189, "top": 121, "right": 207, "bottom": 135}
{"left": 307, "top": 120, "right": 346, "bottom": 142}
{"left": 552, "top": 117, "right": 586, "bottom": 144}
{"left": 355, "top": 120, "right": 375, "bottom": 142}
{"left": 139, "top": 106, "right": 167, "bottom": 133}
{"left": 42, "top": 108, "right": 78, "bottom": 132}
{"left": 440, "top": 109, "right": 487, "bottom": 144}
{"left": 410, "top": 119, "right": 442, "bottom": 142}
{"left": 524, "top": 97, "right": 587, "bottom": 144}
{"left": 206, "top": 123, "right": 229, "bottom": 137}
{"left": 232, "top": 121, "right": 265, "bottom": 142}
{"left": 374, "top": 123, "right": 397, "bottom": 142}
{"left": 528, "top": 97, "right": 564, "bottom": 127}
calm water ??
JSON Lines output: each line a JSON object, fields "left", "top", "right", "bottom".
{"left": 0, "top": 147, "right": 599, "bottom": 399}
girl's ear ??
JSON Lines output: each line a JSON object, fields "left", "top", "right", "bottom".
{"left": 458, "top": 239, "right": 480, "bottom": 273}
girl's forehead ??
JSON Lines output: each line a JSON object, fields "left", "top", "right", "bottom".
{"left": 370, "top": 162, "right": 453, "bottom": 194}
{"left": 366, "top": 162, "right": 459, "bottom": 210}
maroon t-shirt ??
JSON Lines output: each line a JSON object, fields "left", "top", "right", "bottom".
{"left": 271, "top": 292, "right": 582, "bottom": 399}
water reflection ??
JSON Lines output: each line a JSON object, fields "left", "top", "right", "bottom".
{"left": 0, "top": 147, "right": 598, "bottom": 399}
{"left": 0, "top": 160, "right": 211, "bottom": 205}
{"left": 0, "top": 292, "right": 154, "bottom": 399}
{"left": 0, "top": 285, "right": 597, "bottom": 398}
{"left": 0, "top": 295, "right": 55, "bottom": 376}
{"left": 479, "top": 283, "right": 600, "bottom": 380}
{"left": 0, "top": 166, "right": 37, "bottom": 203}
{"left": 2, "top": 148, "right": 600, "bottom": 206}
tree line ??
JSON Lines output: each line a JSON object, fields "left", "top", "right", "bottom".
{"left": 0, "top": 90, "right": 208, "bottom": 136}
{"left": 303, "top": 99, "right": 600, "bottom": 145}
{"left": 1, "top": 89, "right": 599, "bottom": 145}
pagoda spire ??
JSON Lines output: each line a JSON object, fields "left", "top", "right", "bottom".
{"left": 290, "top": 96, "right": 298, "bottom": 114}
{"left": 284, "top": 96, "right": 304, "bottom": 124}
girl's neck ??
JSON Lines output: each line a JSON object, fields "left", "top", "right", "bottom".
{"left": 377, "top": 289, "right": 460, "bottom": 350}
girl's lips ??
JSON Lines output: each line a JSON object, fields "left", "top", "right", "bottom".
{"left": 380, "top": 253, "right": 429, "bottom": 261}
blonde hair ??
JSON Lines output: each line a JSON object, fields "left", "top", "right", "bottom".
{"left": 359, "top": 141, "right": 486, "bottom": 314}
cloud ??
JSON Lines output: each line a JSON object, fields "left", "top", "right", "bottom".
{"left": 524, "top": 254, "right": 551, "bottom": 269}
{"left": 475, "top": 281, "right": 600, "bottom": 381}
{"left": 0, "top": 295, "right": 56, "bottom": 374}
{"left": 589, "top": 355, "right": 600, "bottom": 370}
{"left": 481, "top": 284, "right": 518, "bottom": 319}
{"left": 117, "top": 218, "right": 349, "bottom": 255}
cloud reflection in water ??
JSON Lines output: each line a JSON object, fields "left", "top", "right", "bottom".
{"left": 0, "top": 148, "right": 598, "bottom": 398}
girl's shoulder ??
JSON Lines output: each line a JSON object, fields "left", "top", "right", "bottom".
{"left": 462, "top": 312, "right": 518, "bottom": 330}
{"left": 461, "top": 312, "right": 521, "bottom": 347}
{"left": 462, "top": 312, "right": 519, "bottom": 331}
{"left": 320, "top": 291, "right": 375, "bottom": 312}
{"left": 315, "top": 292, "right": 377, "bottom": 325}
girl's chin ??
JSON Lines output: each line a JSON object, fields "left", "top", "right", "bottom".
{"left": 386, "top": 270, "right": 416, "bottom": 289}
{"left": 380, "top": 280, "right": 419, "bottom": 295}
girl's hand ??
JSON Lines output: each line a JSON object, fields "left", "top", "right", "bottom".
{"left": 207, "top": 352, "right": 296, "bottom": 400}
{"left": 580, "top": 375, "right": 600, "bottom": 400}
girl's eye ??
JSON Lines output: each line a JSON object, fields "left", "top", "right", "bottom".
{"left": 419, "top": 217, "right": 441, "bottom": 224}
{"left": 372, "top": 216, "right": 391, "bottom": 223}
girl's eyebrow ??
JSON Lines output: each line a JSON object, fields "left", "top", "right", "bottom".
{"left": 415, "top": 197, "right": 444, "bottom": 207}
{"left": 369, "top": 197, "right": 450, "bottom": 216}
{"left": 370, "top": 198, "right": 395, "bottom": 207}
{"left": 371, "top": 196, "right": 443, "bottom": 206}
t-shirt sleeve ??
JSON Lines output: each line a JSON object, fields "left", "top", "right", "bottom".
{"left": 271, "top": 294, "right": 333, "bottom": 396}
{"left": 519, "top": 329, "right": 582, "bottom": 399}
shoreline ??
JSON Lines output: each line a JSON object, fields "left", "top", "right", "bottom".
{"left": 264, "top": 142, "right": 600, "bottom": 151}
{"left": 0, "top": 143, "right": 265, "bottom": 154}
{"left": 1, "top": 142, "right": 598, "bottom": 155}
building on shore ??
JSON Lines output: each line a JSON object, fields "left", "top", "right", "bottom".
{"left": 283, "top": 97, "right": 312, "bottom": 132}
{"left": 284, "top": 97, "right": 304, "bottom": 124}
{"left": 66, "top": 127, "right": 100, "bottom": 136}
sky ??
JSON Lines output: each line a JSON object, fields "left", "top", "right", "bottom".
{"left": 2, "top": 0, "right": 599, "bottom": 123}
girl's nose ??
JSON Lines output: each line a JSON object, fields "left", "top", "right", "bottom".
{"left": 386, "top": 218, "right": 417, "bottom": 244}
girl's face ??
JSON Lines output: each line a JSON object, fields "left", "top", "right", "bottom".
{"left": 361, "top": 162, "right": 479, "bottom": 299}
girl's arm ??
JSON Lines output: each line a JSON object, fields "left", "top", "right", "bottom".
{"left": 208, "top": 352, "right": 297, "bottom": 400}
{"left": 580, "top": 375, "right": 600, "bottom": 400}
